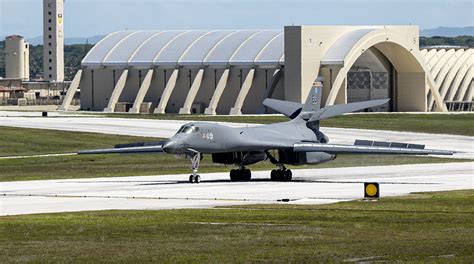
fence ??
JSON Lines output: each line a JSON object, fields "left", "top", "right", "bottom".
{"left": 0, "top": 98, "right": 80, "bottom": 106}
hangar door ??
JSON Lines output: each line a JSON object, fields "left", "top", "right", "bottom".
{"left": 347, "top": 48, "right": 394, "bottom": 112}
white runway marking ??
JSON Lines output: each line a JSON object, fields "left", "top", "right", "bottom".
{"left": 1, "top": 162, "right": 472, "bottom": 216}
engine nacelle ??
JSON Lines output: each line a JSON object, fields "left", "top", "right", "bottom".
{"left": 304, "top": 152, "right": 336, "bottom": 164}
{"left": 212, "top": 151, "right": 266, "bottom": 165}
{"left": 278, "top": 150, "right": 335, "bottom": 165}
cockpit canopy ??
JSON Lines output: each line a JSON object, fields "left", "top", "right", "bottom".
{"left": 176, "top": 125, "right": 200, "bottom": 135}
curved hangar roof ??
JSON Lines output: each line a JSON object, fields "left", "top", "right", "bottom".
{"left": 82, "top": 30, "right": 284, "bottom": 69}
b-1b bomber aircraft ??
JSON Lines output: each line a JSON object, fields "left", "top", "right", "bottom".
{"left": 79, "top": 87, "right": 454, "bottom": 183}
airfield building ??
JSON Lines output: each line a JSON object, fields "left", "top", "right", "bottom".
{"left": 60, "top": 25, "right": 473, "bottom": 113}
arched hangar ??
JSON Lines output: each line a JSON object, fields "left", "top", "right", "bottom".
{"left": 60, "top": 25, "right": 473, "bottom": 113}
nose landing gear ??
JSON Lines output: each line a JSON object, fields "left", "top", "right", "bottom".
{"left": 188, "top": 152, "right": 201, "bottom": 183}
{"left": 189, "top": 174, "right": 201, "bottom": 183}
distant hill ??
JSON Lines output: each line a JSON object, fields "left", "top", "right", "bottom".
{"left": 421, "top": 26, "right": 473, "bottom": 37}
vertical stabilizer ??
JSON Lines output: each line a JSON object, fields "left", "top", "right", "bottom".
{"left": 302, "top": 81, "right": 323, "bottom": 112}
{"left": 299, "top": 79, "right": 324, "bottom": 137}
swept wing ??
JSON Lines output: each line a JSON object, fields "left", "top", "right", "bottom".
{"left": 293, "top": 142, "right": 454, "bottom": 155}
{"left": 78, "top": 141, "right": 165, "bottom": 155}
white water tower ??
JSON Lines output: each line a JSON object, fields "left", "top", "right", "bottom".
{"left": 5, "top": 35, "right": 30, "bottom": 80}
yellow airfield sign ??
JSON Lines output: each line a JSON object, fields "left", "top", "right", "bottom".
{"left": 364, "top": 182, "right": 380, "bottom": 199}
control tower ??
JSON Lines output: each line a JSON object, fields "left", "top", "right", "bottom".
{"left": 43, "top": 0, "right": 64, "bottom": 81}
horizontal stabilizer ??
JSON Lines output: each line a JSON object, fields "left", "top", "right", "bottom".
{"left": 308, "top": 99, "right": 389, "bottom": 122}
{"left": 354, "top": 140, "right": 425, "bottom": 150}
{"left": 263, "top": 98, "right": 302, "bottom": 119}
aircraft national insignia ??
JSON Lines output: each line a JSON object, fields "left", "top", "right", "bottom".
{"left": 311, "top": 95, "right": 318, "bottom": 105}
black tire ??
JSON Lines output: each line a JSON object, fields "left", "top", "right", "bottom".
{"left": 189, "top": 175, "right": 195, "bottom": 183}
{"left": 244, "top": 169, "right": 251, "bottom": 181}
{"left": 284, "top": 170, "right": 292, "bottom": 181}
{"left": 270, "top": 170, "right": 277, "bottom": 181}
{"left": 277, "top": 170, "right": 284, "bottom": 181}
{"left": 194, "top": 175, "right": 201, "bottom": 183}
{"left": 237, "top": 170, "right": 244, "bottom": 181}
{"left": 276, "top": 170, "right": 283, "bottom": 181}
{"left": 230, "top": 169, "right": 236, "bottom": 181}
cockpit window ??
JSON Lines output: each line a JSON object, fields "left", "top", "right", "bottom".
{"left": 177, "top": 125, "right": 199, "bottom": 135}
{"left": 177, "top": 126, "right": 185, "bottom": 134}
{"left": 182, "top": 126, "right": 193, "bottom": 134}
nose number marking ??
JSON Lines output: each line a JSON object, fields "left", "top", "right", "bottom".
{"left": 202, "top": 132, "right": 214, "bottom": 140}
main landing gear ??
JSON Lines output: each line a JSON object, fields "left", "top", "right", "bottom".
{"left": 188, "top": 152, "right": 201, "bottom": 183}
{"left": 270, "top": 166, "right": 292, "bottom": 182}
{"left": 264, "top": 151, "right": 292, "bottom": 182}
{"left": 230, "top": 167, "right": 251, "bottom": 182}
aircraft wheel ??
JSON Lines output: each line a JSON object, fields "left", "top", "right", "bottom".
{"left": 237, "top": 170, "right": 244, "bottom": 181}
{"left": 276, "top": 170, "right": 284, "bottom": 181}
{"left": 270, "top": 170, "right": 277, "bottom": 181}
{"left": 243, "top": 169, "right": 251, "bottom": 181}
{"left": 284, "top": 170, "right": 292, "bottom": 181}
{"left": 230, "top": 169, "right": 237, "bottom": 181}
{"left": 194, "top": 175, "right": 201, "bottom": 183}
{"left": 189, "top": 175, "right": 195, "bottom": 183}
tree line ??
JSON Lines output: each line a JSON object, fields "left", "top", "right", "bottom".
{"left": 420, "top": 36, "right": 474, "bottom": 48}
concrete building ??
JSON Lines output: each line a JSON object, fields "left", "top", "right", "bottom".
{"left": 5, "top": 35, "right": 30, "bottom": 80}
{"left": 60, "top": 25, "right": 473, "bottom": 113}
{"left": 43, "top": 0, "right": 65, "bottom": 82}
{"left": 0, "top": 78, "right": 71, "bottom": 106}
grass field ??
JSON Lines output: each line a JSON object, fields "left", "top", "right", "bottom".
{"left": 97, "top": 113, "right": 474, "bottom": 136}
{"left": 0, "top": 126, "right": 463, "bottom": 182}
{"left": 1, "top": 190, "right": 472, "bottom": 262}
{"left": 0, "top": 126, "right": 156, "bottom": 157}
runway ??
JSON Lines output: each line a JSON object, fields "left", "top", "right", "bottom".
{"left": 1, "top": 162, "right": 472, "bottom": 216}
{"left": 0, "top": 111, "right": 472, "bottom": 159}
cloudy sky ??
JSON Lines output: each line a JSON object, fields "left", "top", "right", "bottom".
{"left": 1, "top": 0, "right": 473, "bottom": 38}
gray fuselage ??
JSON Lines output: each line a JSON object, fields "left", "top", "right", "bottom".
{"left": 162, "top": 120, "right": 317, "bottom": 154}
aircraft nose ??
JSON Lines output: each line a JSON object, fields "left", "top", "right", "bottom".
{"left": 162, "top": 139, "right": 181, "bottom": 153}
